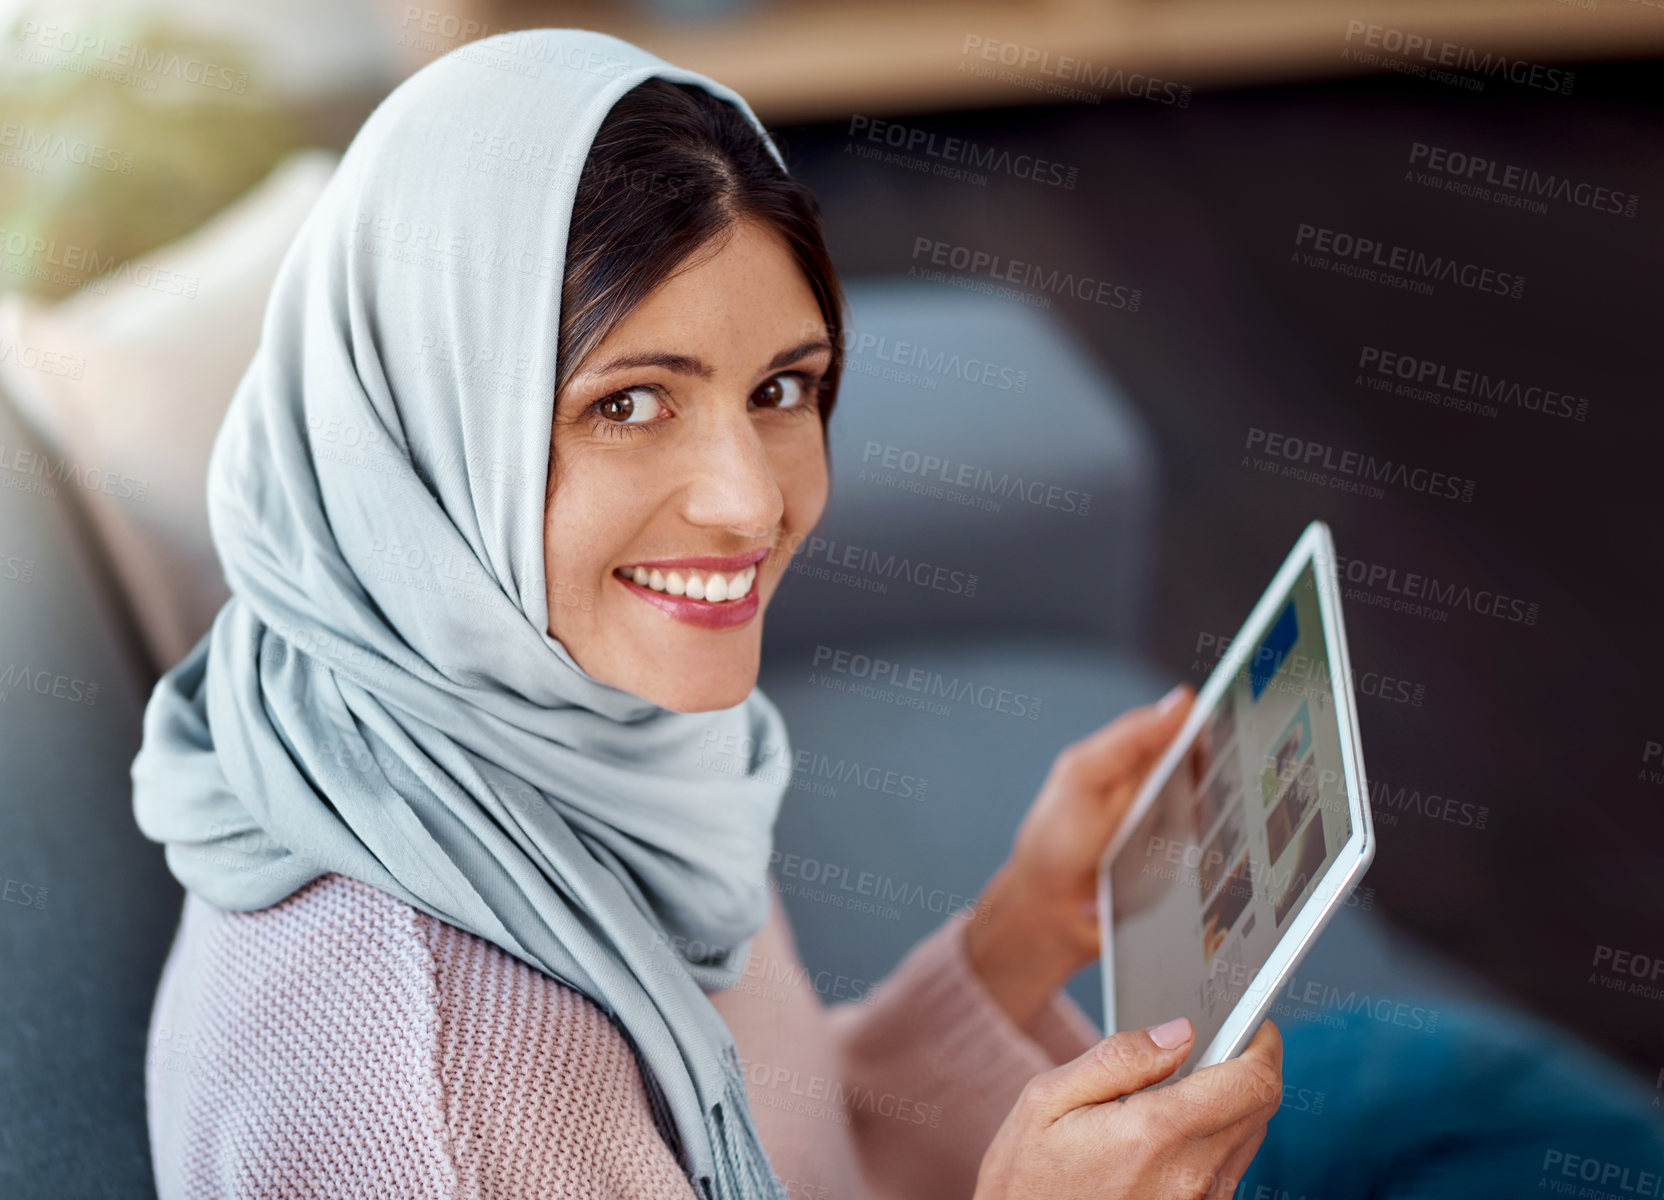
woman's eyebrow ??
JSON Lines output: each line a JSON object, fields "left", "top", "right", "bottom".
{"left": 763, "top": 339, "right": 833, "bottom": 372}
{"left": 579, "top": 339, "right": 833, "bottom": 381}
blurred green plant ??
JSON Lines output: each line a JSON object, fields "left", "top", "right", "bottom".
{"left": 0, "top": 11, "right": 306, "bottom": 300}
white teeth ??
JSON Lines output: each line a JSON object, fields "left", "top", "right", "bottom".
{"left": 621, "top": 563, "right": 755, "bottom": 603}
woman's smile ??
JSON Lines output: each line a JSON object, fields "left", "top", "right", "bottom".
{"left": 611, "top": 547, "right": 769, "bottom": 629}
{"left": 613, "top": 563, "right": 761, "bottom": 629}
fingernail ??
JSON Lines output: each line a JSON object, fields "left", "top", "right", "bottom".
{"left": 1147, "top": 1016, "right": 1192, "bottom": 1049}
{"left": 1156, "top": 684, "right": 1186, "bottom": 713}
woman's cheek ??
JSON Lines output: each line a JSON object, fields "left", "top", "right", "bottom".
{"left": 780, "top": 434, "right": 829, "bottom": 529}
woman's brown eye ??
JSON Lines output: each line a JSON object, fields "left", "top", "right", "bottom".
{"left": 593, "top": 386, "right": 663, "bottom": 426}
{"left": 754, "top": 374, "right": 807, "bottom": 409}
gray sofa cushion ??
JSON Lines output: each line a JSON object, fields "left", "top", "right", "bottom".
{"left": 0, "top": 387, "right": 179, "bottom": 1196}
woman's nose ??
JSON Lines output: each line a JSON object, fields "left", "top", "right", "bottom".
{"left": 677, "top": 407, "right": 785, "bottom": 535}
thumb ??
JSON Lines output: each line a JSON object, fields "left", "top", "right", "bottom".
{"left": 1032, "top": 1017, "right": 1194, "bottom": 1118}
{"left": 1060, "top": 685, "right": 1194, "bottom": 787}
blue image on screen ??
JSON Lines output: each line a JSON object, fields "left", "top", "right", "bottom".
{"left": 1250, "top": 600, "right": 1299, "bottom": 702}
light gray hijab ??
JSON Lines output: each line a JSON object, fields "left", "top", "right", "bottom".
{"left": 131, "top": 28, "right": 798, "bottom": 1199}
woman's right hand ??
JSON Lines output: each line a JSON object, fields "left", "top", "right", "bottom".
{"left": 972, "top": 1017, "right": 1284, "bottom": 1200}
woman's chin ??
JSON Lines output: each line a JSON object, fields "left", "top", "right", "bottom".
{"left": 646, "top": 675, "right": 758, "bottom": 714}
{"left": 616, "top": 642, "right": 763, "bottom": 713}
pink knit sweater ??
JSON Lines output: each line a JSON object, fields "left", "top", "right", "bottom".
{"left": 145, "top": 871, "right": 1103, "bottom": 1199}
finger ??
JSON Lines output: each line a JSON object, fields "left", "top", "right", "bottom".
{"left": 1164, "top": 1022, "right": 1284, "bottom": 1135}
{"left": 1191, "top": 1018, "right": 1283, "bottom": 1090}
{"left": 1239, "top": 1018, "right": 1284, "bottom": 1077}
{"left": 1029, "top": 1017, "right": 1194, "bottom": 1119}
{"left": 1056, "top": 685, "right": 1195, "bottom": 789}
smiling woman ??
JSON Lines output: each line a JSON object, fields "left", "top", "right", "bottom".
{"left": 543, "top": 79, "right": 842, "bottom": 710}
{"left": 128, "top": 29, "right": 1271, "bottom": 1200}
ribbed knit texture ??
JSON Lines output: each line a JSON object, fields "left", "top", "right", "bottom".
{"left": 145, "top": 873, "right": 1103, "bottom": 1199}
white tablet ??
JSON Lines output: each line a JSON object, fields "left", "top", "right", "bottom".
{"left": 1098, "top": 519, "right": 1374, "bottom": 1082}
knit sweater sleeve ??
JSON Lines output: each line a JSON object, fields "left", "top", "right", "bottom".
{"left": 144, "top": 872, "right": 704, "bottom": 1200}
{"left": 421, "top": 899, "right": 706, "bottom": 1200}
{"left": 820, "top": 914, "right": 1103, "bottom": 1200}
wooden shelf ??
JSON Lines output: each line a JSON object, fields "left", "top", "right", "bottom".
{"left": 380, "top": 0, "right": 1664, "bottom": 121}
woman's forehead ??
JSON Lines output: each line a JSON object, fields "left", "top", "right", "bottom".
{"left": 576, "top": 227, "right": 827, "bottom": 369}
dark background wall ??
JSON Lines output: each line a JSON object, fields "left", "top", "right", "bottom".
{"left": 775, "top": 60, "right": 1664, "bottom": 1082}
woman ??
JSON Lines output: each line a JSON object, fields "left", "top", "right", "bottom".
{"left": 131, "top": 28, "right": 1277, "bottom": 1200}
{"left": 131, "top": 27, "right": 1664, "bottom": 1200}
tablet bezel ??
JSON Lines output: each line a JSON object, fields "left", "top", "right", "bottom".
{"left": 1097, "top": 519, "right": 1375, "bottom": 1077}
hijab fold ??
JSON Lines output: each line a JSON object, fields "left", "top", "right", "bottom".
{"left": 131, "top": 29, "right": 796, "bottom": 1199}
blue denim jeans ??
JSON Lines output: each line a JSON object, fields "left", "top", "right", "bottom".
{"left": 1236, "top": 999, "right": 1664, "bottom": 1199}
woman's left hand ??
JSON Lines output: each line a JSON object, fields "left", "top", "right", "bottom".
{"left": 964, "top": 684, "right": 1195, "bottom": 1029}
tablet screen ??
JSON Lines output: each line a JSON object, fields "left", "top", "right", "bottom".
{"left": 1110, "top": 559, "right": 1354, "bottom": 1071}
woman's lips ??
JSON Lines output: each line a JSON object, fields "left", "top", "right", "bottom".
{"left": 613, "top": 567, "right": 759, "bottom": 629}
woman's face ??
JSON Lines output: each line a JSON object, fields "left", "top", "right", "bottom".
{"left": 544, "top": 219, "right": 831, "bottom": 713}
